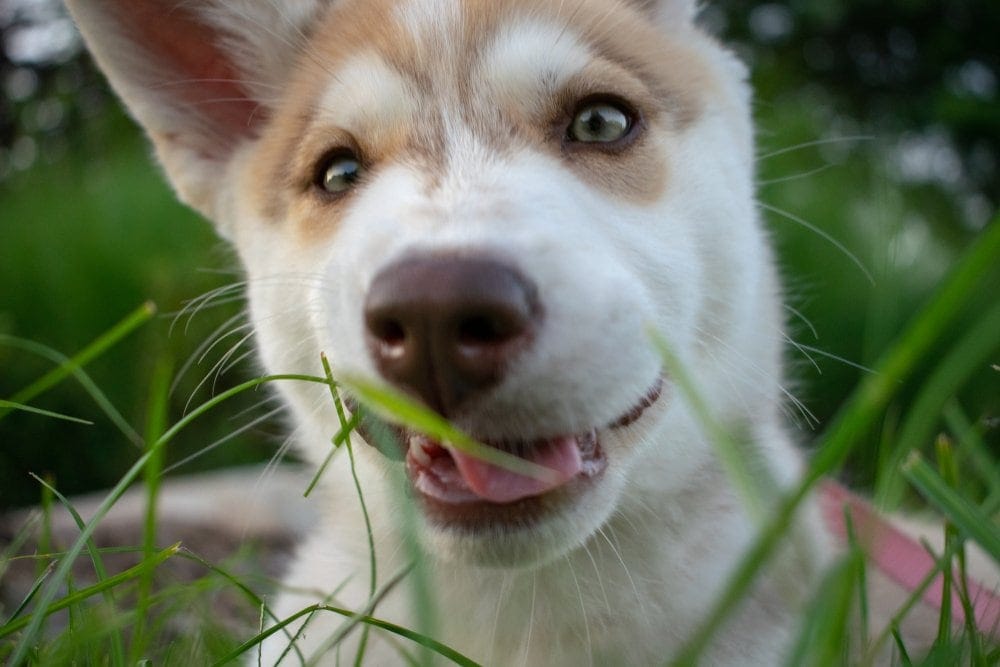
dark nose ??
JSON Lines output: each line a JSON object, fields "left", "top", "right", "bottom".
{"left": 363, "top": 254, "right": 541, "bottom": 416}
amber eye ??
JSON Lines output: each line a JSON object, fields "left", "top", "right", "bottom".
{"left": 568, "top": 100, "right": 634, "bottom": 144}
{"left": 317, "top": 152, "right": 362, "bottom": 194}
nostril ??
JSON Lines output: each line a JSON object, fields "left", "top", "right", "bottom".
{"left": 367, "top": 314, "right": 410, "bottom": 360}
{"left": 372, "top": 318, "right": 406, "bottom": 346}
{"left": 456, "top": 313, "right": 517, "bottom": 347}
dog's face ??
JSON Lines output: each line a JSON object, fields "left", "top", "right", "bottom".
{"left": 69, "top": 0, "right": 771, "bottom": 567}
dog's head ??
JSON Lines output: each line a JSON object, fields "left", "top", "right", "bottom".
{"left": 69, "top": 0, "right": 781, "bottom": 566}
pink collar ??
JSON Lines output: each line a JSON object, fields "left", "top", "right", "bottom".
{"left": 820, "top": 480, "right": 1000, "bottom": 637}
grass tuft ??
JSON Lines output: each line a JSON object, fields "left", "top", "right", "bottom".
{"left": 2, "top": 219, "right": 998, "bottom": 665}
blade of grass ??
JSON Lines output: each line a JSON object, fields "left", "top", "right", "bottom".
{"left": 38, "top": 477, "right": 53, "bottom": 579}
{"left": 5, "top": 372, "right": 328, "bottom": 666}
{"left": 860, "top": 539, "right": 959, "bottom": 665}
{"left": 0, "top": 544, "right": 180, "bottom": 640}
{"left": 810, "top": 217, "right": 1000, "bottom": 482}
{"left": 649, "top": 331, "right": 770, "bottom": 521}
{"left": 215, "top": 601, "right": 481, "bottom": 667}
{"left": 3, "top": 560, "right": 54, "bottom": 626}
{"left": 784, "top": 549, "right": 862, "bottom": 667}
{"left": 303, "top": 411, "right": 361, "bottom": 497}
{"left": 168, "top": 545, "right": 307, "bottom": 666}
{"left": 943, "top": 401, "right": 1000, "bottom": 506}
{"left": 890, "top": 626, "right": 914, "bottom": 666}
{"left": 0, "top": 512, "right": 40, "bottom": 591}
{"left": 944, "top": 412, "right": 1000, "bottom": 667}
{"left": 671, "top": 217, "right": 1000, "bottom": 665}
{"left": 933, "top": 437, "right": 958, "bottom": 646}
{"left": 319, "top": 354, "right": 376, "bottom": 667}
{"left": 305, "top": 565, "right": 411, "bottom": 666}
{"left": 0, "top": 335, "right": 142, "bottom": 444}
{"left": 342, "top": 376, "right": 560, "bottom": 484}
{"left": 877, "top": 296, "right": 1000, "bottom": 507}
{"left": 131, "top": 357, "right": 172, "bottom": 663}
{"left": 0, "top": 302, "right": 156, "bottom": 424}
{"left": 365, "top": 418, "right": 439, "bottom": 666}
{"left": 845, "top": 509, "right": 870, "bottom": 650}
{"left": 902, "top": 453, "right": 1000, "bottom": 563}
{"left": 0, "top": 400, "right": 93, "bottom": 425}
{"left": 26, "top": 474, "right": 126, "bottom": 665}
{"left": 274, "top": 576, "right": 355, "bottom": 667}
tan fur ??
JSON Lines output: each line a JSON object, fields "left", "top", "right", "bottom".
{"left": 63, "top": 1, "right": 878, "bottom": 664}
{"left": 248, "top": 0, "right": 724, "bottom": 230}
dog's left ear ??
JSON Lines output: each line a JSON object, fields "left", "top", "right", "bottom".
{"left": 65, "top": 0, "right": 327, "bottom": 225}
{"left": 628, "top": 0, "right": 699, "bottom": 25}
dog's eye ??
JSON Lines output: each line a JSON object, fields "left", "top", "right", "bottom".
{"left": 317, "top": 153, "right": 362, "bottom": 195}
{"left": 568, "top": 101, "right": 633, "bottom": 144}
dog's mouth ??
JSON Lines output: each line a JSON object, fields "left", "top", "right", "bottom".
{"left": 386, "top": 377, "right": 664, "bottom": 519}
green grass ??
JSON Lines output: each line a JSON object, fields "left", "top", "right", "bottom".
{"left": 0, "top": 116, "right": 276, "bottom": 508}
{"left": 1, "top": 216, "right": 998, "bottom": 665}
{"left": 0, "top": 76, "right": 997, "bottom": 665}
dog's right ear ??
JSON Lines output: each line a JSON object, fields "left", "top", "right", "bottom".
{"left": 65, "top": 0, "right": 326, "bottom": 224}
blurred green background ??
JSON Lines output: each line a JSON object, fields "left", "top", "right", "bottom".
{"left": 1, "top": 1, "right": 997, "bottom": 509}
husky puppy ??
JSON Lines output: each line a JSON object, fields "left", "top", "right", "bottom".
{"left": 65, "top": 1, "right": 830, "bottom": 663}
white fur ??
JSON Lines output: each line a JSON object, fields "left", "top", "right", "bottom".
{"left": 478, "top": 22, "right": 593, "bottom": 108}
{"left": 65, "top": 1, "right": 829, "bottom": 664}
{"left": 316, "top": 54, "right": 417, "bottom": 132}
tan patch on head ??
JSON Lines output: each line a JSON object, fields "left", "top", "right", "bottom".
{"left": 459, "top": 0, "right": 719, "bottom": 203}
{"left": 248, "top": 0, "right": 724, "bottom": 238}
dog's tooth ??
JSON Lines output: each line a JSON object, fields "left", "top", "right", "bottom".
{"left": 410, "top": 438, "right": 432, "bottom": 466}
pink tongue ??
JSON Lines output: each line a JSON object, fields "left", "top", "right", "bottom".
{"left": 447, "top": 437, "right": 583, "bottom": 504}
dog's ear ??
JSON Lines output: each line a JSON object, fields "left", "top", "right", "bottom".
{"left": 628, "top": 0, "right": 699, "bottom": 25}
{"left": 65, "top": 0, "right": 326, "bottom": 223}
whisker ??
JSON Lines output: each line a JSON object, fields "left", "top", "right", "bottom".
{"left": 759, "top": 163, "right": 834, "bottom": 186}
{"left": 760, "top": 201, "right": 875, "bottom": 285}
{"left": 596, "top": 526, "right": 645, "bottom": 615}
{"left": 170, "top": 281, "right": 247, "bottom": 337}
{"left": 756, "top": 134, "right": 873, "bottom": 162}
{"left": 783, "top": 334, "right": 823, "bottom": 375}
{"left": 793, "top": 343, "right": 879, "bottom": 375}
{"left": 220, "top": 348, "right": 258, "bottom": 378}
{"left": 182, "top": 324, "right": 255, "bottom": 413}
{"left": 565, "top": 556, "right": 594, "bottom": 667}
{"left": 210, "top": 330, "right": 258, "bottom": 394}
{"left": 163, "top": 405, "right": 284, "bottom": 474}
{"left": 783, "top": 304, "right": 819, "bottom": 340}
{"left": 172, "top": 313, "right": 249, "bottom": 397}
{"left": 520, "top": 572, "right": 538, "bottom": 667}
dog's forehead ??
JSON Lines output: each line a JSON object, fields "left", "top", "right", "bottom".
{"left": 308, "top": 0, "right": 596, "bottom": 106}
{"left": 300, "top": 0, "right": 683, "bottom": 115}
{"left": 250, "top": 0, "right": 710, "bottom": 225}
{"left": 306, "top": 17, "right": 594, "bottom": 164}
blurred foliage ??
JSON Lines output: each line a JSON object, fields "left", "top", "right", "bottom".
{"left": 0, "top": 1, "right": 997, "bottom": 508}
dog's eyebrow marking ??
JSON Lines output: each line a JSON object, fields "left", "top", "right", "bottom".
{"left": 315, "top": 52, "right": 416, "bottom": 134}
{"left": 395, "top": 0, "right": 462, "bottom": 46}
{"left": 477, "top": 21, "right": 592, "bottom": 104}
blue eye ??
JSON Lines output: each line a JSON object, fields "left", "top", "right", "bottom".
{"left": 318, "top": 153, "right": 362, "bottom": 194}
{"left": 568, "top": 101, "right": 633, "bottom": 143}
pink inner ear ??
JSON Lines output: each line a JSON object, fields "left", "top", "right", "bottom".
{"left": 122, "top": 1, "right": 265, "bottom": 154}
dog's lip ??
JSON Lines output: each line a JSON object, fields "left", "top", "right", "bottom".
{"left": 343, "top": 376, "right": 663, "bottom": 527}
{"left": 363, "top": 375, "right": 666, "bottom": 520}
{"left": 610, "top": 375, "right": 664, "bottom": 429}
{"left": 406, "top": 429, "right": 604, "bottom": 506}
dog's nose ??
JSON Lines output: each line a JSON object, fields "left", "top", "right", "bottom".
{"left": 364, "top": 254, "right": 540, "bottom": 415}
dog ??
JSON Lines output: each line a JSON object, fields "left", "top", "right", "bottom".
{"left": 64, "top": 0, "right": 839, "bottom": 663}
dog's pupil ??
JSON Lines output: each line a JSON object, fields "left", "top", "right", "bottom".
{"left": 324, "top": 157, "right": 360, "bottom": 192}
{"left": 574, "top": 104, "right": 628, "bottom": 142}
{"left": 586, "top": 112, "right": 605, "bottom": 133}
